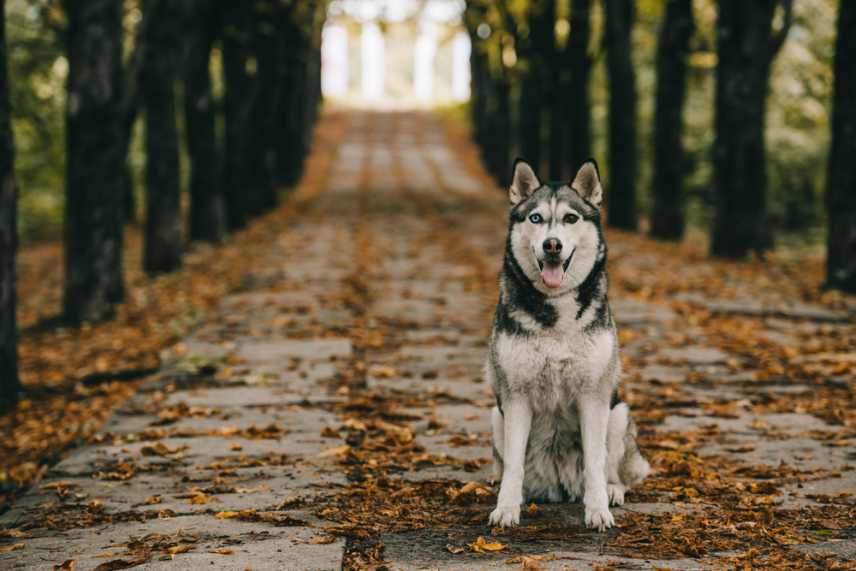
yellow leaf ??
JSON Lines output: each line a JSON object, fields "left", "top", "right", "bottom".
{"left": 0, "top": 543, "right": 25, "bottom": 554}
{"left": 318, "top": 444, "right": 350, "bottom": 458}
{"left": 215, "top": 511, "right": 240, "bottom": 519}
{"left": 468, "top": 536, "right": 506, "bottom": 553}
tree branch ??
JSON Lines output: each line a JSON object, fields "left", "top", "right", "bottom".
{"left": 768, "top": 0, "right": 793, "bottom": 60}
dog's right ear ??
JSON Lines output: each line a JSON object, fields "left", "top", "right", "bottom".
{"left": 509, "top": 158, "right": 541, "bottom": 206}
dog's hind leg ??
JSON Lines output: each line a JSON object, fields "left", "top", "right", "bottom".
{"left": 491, "top": 406, "right": 504, "bottom": 483}
{"left": 606, "top": 402, "right": 650, "bottom": 506}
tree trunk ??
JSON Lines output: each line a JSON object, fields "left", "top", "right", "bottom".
{"left": 604, "top": 0, "right": 638, "bottom": 230}
{"left": 543, "top": 0, "right": 564, "bottom": 181}
{"left": 275, "top": 6, "right": 305, "bottom": 188}
{"left": 650, "top": 0, "right": 694, "bottom": 241}
{"left": 826, "top": 1, "right": 856, "bottom": 292}
{"left": 63, "top": 0, "right": 125, "bottom": 324}
{"left": 221, "top": 1, "right": 256, "bottom": 229}
{"left": 518, "top": 1, "right": 554, "bottom": 173}
{"left": 566, "top": 0, "right": 592, "bottom": 176}
{"left": 141, "top": 0, "right": 182, "bottom": 275}
{"left": 0, "top": 0, "right": 20, "bottom": 407}
{"left": 711, "top": 0, "right": 792, "bottom": 258}
{"left": 183, "top": 0, "right": 226, "bottom": 243}
{"left": 518, "top": 71, "right": 541, "bottom": 169}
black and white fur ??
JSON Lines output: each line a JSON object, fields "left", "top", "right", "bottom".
{"left": 487, "top": 159, "right": 650, "bottom": 531}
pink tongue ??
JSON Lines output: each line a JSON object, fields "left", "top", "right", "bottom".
{"left": 540, "top": 264, "right": 564, "bottom": 289}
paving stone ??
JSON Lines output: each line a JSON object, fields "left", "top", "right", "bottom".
{"left": 659, "top": 346, "right": 730, "bottom": 365}
{"left": 236, "top": 338, "right": 352, "bottom": 363}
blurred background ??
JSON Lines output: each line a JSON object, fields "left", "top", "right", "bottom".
{"left": 0, "top": 1, "right": 854, "bottom": 436}
{"left": 4, "top": 0, "right": 842, "bottom": 249}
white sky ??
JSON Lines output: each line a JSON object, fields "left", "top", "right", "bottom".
{"left": 327, "top": 0, "right": 465, "bottom": 24}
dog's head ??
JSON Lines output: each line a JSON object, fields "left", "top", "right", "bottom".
{"left": 506, "top": 159, "right": 605, "bottom": 295}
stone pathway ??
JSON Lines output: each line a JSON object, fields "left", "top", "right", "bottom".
{"left": 1, "top": 111, "right": 854, "bottom": 570}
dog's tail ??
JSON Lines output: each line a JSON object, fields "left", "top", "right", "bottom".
{"left": 607, "top": 402, "right": 651, "bottom": 488}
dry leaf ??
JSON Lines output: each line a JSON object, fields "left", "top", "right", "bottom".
{"left": 468, "top": 536, "right": 506, "bottom": 553}
{"left": 0, "top": 543, "right": 24, "bottom": 554}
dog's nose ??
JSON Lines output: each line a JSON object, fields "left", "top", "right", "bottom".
{"left": 543, "top": 238, "right": 562, "bottom": 254}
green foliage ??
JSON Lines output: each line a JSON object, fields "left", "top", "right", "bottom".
{"left": 7, "top": 0, "right": 66, "bottom": 241}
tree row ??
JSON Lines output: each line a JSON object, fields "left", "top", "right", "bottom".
{"left": 465, "top": 0, "right": 854, "bottom": 292}
{"left": 0, "top": 0, "right": 327, "bottom": 407}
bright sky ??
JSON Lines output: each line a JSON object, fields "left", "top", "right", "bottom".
{"left": 327, "top": 0, "right": 465, "bottom": 24}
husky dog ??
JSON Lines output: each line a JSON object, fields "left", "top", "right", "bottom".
{"left": 486, "top": 159, "right": 650, "bottom": 531}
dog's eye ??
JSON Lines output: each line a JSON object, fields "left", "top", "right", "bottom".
{"left": 529, "top": 213, "right": 543, "bottom": 224}
{"left": 564, "top": 213, "right": 579, "bottom": 224}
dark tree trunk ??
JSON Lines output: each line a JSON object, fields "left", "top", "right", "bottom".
{"left": 826, "top": 1, "right": 856, "bottom": 292}
{"left": 650, "top": 0, "right": 694, "bottom": 241}
{"left": 543, "top": 0, "right": 564, "bottom": 181}
{"left": 712, "top": 0, "right": 792, "bottom": 258}
{"left": 275, "top": 7, "right": 306, "bottom": 188}
{"left": 183, "top": 0, "right": 226, "bottom": 243}
{"left": 245, "top": 0, "right": 281, "bottom": 215}
{"left": 221, "top": 1, "right": 256, "bottom": 229}
{"left": 0, "top": 0, "right": 20, "bottom": 407}
{"left": 118, "top": 10, "right": 148, "bottom": 225}
{"left": 464, "top": 3, "right": 488, "bottom": 158}
{"left": 276, "top": 4, "right": 324, "bottom": 188}
{"left": 604, "top": 0, "right": 638, "bottom": 230}
{"left": 518, "top": 72, "right": 541, "bottom": 169}
{"left": 492, "top": 78, "right": 513, "bottom": 185}
{"left": 518, "top": 1, "right": 554, "bottom": 173}
{"left": 141, "top": 0, "right": 182, "bottom": 275}
{"left": 566, "top": 0, "right": 592, "bottom": 176}
{"left": 63, "top": 0, "right": 125, "bottom": 324}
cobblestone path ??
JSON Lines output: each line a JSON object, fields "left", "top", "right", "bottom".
{"left": 2, "top": 111, "right": 854, "bottom": 570}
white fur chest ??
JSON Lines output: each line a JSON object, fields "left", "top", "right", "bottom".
{"left": 493, "top": 325, "right": 616, "bottom": 409}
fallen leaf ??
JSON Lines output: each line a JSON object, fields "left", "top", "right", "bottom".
{"left": 0, "top": 543, "right": 24, "bottom": 554}
{"left": 468, "top": 536, "right": 506, "bottom": 553}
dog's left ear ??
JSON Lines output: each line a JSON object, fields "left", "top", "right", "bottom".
{"left": 571, "top": 159, "right": 603, "bottom": 209}
{"left": 509, "top": 159, "right": 541, "bottom": 206}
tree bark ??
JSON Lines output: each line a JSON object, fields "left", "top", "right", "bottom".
{"left": 248, "top": 0, "right": 284, "bottom": 213}
{"left": 62, "top": 0, "right": 125, "bottom": 324}
{"left": 221, "top": 1, "right": 256, "bottom": 229}
{"left": 604, "top": 0, "right": 638, "bottom": 230}
{"left": 826, "top": 1, "right": 856, "bottom": 292}
{"left": 711, "top": 0, "right": 792, "bottom": 258}
{"left": 0, "top": 0, "right": 20, "bottom": 407}
{"left": 650, "top": 0, "right": 694, "bottom": 241}
{"left": 183, "top": 0, "right": 227, "bottom": 244}
{"left": 518, "top": 0, "right": 554, "bottom": 173}
{"left": 543, "top": 0, "right": 564, "bottom": 181}
{"left": 141, "top": 0, "right": 182, "bottom": 275}
{"left": 566, "top": 0, "right": 593, "bottom": 175}
{"left": 275, "top": 9, "right": 306, "bottom": 188}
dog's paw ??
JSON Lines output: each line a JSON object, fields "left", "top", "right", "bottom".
{"left": 489, "top": 503, "right": 521, "bottom": 528}
{"left": 607, "top": 484, "right": 625, "bottom": 506}
{"left": 584, "top": 505, "right": 614, "bottom": 532}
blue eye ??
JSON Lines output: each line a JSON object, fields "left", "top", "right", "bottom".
{"left": 529, "top": 213, "right": 543, "bottom": 224}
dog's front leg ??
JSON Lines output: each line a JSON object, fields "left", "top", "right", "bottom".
{"left": 489, "top": 397, "right": 531, "bottom": 527}
{"left": 579, "top": 394, "right": 614, "bottom": 531}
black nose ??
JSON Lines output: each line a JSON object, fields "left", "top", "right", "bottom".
{"left": 543, "top": 238, "right": 562, "bottom": 254}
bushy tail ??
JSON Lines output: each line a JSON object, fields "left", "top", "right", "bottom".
{"left": 607, "top": 402, "right": 650, "bottom": 488}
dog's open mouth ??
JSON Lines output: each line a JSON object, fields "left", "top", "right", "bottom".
{"left": 537, "top": 249, "right": 574, "bottom": 289}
